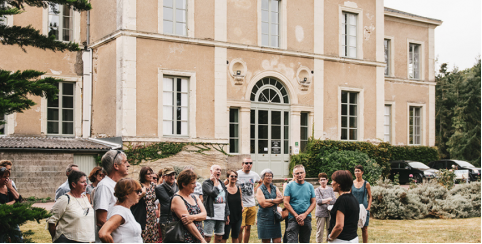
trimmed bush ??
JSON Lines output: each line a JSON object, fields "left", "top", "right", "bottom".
{"left": 390, "top": 145, "right": 439, "bottom": 164}
{"left": 371, "top": 179, "right": 481, "bottom": 220}
{"left": 318, "top": 150, "right": 382, "bottom": 183}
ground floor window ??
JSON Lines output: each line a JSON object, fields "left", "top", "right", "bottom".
{"left": 300, "top": 112, "right": 308, "bottom": 152}
{"left": 384, "top": 105, "right": 391, "bottom": 143}
{"left": 229, "top": 108, "right": 239, "bottom": 153}
{"left": 409, "top": 106, "right": 421, "bottom": 145}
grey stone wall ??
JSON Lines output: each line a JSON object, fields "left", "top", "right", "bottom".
{"left": 0, "top": 151, "right": 74, "bottom": 199}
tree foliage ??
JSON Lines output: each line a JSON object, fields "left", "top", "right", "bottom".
{"left": 0, "top": 202, "right": 51, "bottom": 242}
{"left": 435, "top": 59, "right": 481, "bottom": 166}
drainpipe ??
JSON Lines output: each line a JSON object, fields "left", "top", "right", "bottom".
{"left": 82, "top": 10, "right": 93, "bottom": 138}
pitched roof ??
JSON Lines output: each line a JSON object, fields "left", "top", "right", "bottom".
{"left": 385, "top": 7, "right": 442, "bottom": 25}
{"left": 0, "top": 136, "right": 115, "bottom": 151}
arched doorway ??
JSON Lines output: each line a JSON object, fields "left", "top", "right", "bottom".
{"left": 250, "top": 77, "right": 290, "bottom": 177}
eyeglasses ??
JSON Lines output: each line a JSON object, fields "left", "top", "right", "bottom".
{"left": 294, "top": 172, "right": 304, "bottom": 175}
{"left": 136, "top": 190, "right": 142, "bottom": 195}
{"left": 229, "top": 175, "right": 238, "bottom": 178}
{"left": 152, "top": 177, "right": 158, "bottom": 180}
{"left": 244, "top": 162, "right": 253, "bottom": 165}
{"left": 264, "top": 175, "right": 273, "bottom": 178}
{"left": 319, "top": 179, "right": 327, "bottom": 181}
{"left": 166, "top": 173, "right": 176, "bottom": 177}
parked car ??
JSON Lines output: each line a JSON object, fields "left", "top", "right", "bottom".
{"left": 428, "top": 159, "right": 481, "bottom": 182}
{"left": 390, "top": 160, "right": 438, "bottom": 184}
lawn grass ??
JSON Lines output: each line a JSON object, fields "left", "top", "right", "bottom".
{"left": 21, "top": 217, "right": 481, "bottom": 243}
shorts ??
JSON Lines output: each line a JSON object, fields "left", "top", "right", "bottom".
{"left": 204, "top": 219, "right": 225, "bottom": 236}
{"left": 241, "top": 206, "right": 257, "bottom": 226}
{"left": 222, "top": 218, "right": 242, "bottom": 240}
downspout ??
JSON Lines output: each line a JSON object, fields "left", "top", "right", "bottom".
{"left": 82, "top": 9, "right": 93, "bottom": 138}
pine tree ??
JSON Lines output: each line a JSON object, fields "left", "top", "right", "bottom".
{"left": 0, "top": 0, "right": 92, "bottom": 125}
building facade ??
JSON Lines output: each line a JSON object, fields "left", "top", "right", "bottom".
{"left": 1, "top": 0, "right": 442, "bottom": 187}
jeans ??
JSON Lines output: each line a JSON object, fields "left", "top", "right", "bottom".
{"left": 286, "top": 217, "right": 312, "bottom": 243}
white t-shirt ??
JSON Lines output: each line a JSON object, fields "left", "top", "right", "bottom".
{"left": 236, "top": 170, "right": 261, "bottom": 207}
{"left": 93, "top": 176, "right": 117, "bottom": 243}
{"left": 106, "top": 205, "right": 143, "bottom": 243}
{"left": 206, "top": 184, "right": 226, "bottom": 221}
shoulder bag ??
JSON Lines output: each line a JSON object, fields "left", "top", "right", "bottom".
{"left": 160, "top": 194, "right": 185, "bottom": 243}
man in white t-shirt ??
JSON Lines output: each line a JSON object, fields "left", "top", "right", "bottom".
{"left": 93, "top": 150, "right": 130, "bottom": 243}
{"left": 236, "top": 158, "right": 261, "bottom": 243}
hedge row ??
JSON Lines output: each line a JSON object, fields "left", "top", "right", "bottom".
{"left": 290, "top": 139, "right": 439, "bottom": 178}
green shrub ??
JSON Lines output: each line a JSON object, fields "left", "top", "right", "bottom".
{"left": 317, "top": 150, "right": 382, "bottom": 183}
{"left": 390, "top": 145, "right": 439, "bottom": 164}
{"left": 371, "top": 179, "right": 481, "bottom": 220}
{"left": 0, "top": 202, "right": 51, "bottom": 242}
{"left": 289, "top": 153, "right": 313, "bottom": 177}
{"left": 435, "top": 169, "right": 457, "bottom": 189}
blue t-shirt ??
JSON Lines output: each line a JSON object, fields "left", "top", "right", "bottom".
{"left": 284, "top": 181, "right": 316, "bottom": 219}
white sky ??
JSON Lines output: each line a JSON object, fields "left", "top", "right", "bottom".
{"left": 384, "top": 0, "right": 481, "bottom": 72}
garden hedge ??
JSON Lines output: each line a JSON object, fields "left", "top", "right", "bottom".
{"left": 289, "top": 139, "right": 439, "bottom": 179}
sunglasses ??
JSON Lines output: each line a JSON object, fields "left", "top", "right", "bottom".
{"left": 153, "top": 177, "right": 158, "bottom": 180}
{"left": 136, "top": 190, "right": 142, "bottom": 195}
{"left": 113, "top": 150, "right": 123, "bottom": 163}
{"left": 244, "top": 162, "right": 253, "bottom": 165}
{"left": 229, "top": 175, "right": 238, "bottom": 178}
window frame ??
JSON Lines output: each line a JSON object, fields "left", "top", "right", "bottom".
{"left": 300, "top": 112, "right": 309, "bottom": 152}
{"left": 384, "top": 39, "right": 390, "bottom": 76}
{"left": 0, "top": 114, "right": 5, "bottom": 135}
{"left": 384, "top": 105, "right": 391, "bottom": 143}
{"left": 47, "top": 3, "right": 73, "bottom": 42}
{"left": 340, "top": 91, "right": 358, "bottom": 141}
{"left": 162, "top": 0, "right": 188, "bottom": 36}
{"left": 338, "top": 6, "right": 363, "bottom": 59}
{"left": 229, "top": 108, "right": 240, "bottom": 154}
{"left": 261, "top": 0, "right": 280, "bottom": 48}
{"left": 409, "top": 106, "right": 421, "bottom": 145}
{"left": 162, "top": 76, "right": 190, "bottom": 137}
{"left": 46, "top": 82, "right": 76, "bottom": 136}
{"left": 407, "top": 40, "right": 424, "bottom": 80}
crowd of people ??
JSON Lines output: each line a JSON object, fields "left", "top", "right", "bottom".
{"left": 0, "top": 150, "right": 373, "bottom": 243}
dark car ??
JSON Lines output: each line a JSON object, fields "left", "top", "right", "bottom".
{"left": 428, "top": 159, "right": 481, "bottom": 182}
{"left": 390, "top": 160, "right": 438, "bottom": 184}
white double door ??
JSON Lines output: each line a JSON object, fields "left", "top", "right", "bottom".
{"left": 250, "top": 104, "right": 290, "bottom": 177}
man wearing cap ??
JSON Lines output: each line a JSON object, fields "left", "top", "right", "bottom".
{"left": 155, "top": 166, "right": 179, "bottom": 237}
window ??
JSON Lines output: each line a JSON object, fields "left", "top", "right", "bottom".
{"left": 384, "top": 39, "right": 390, "bottom": 76}
{"left": 409, "top": 43, "right": 420, "bottom": 79}
{"left": 261, "top": 0, "right": 279, "bottom": 47}
{"left": 47, "top": 82, "right": 75, "bottom": 135}
{"left": 163, "top": 0, "right": 187, "bottom": 36}
{"left": 300, "top": 112, "right": 308, "bottom": 152}
{"left": 384, "top": 105, "right": 391, "bottom": 143}
{"left": 409, "top": 106, "right": 421, "bottom": 145}
{"left": 342, "top": 12, "right": 357, "bottom": 58}
{"left": 229, "top": 108, "right": 239, "bottom": 153}
{"left": 0, "top": 114, "right": 5, "bottom": 135}
{"left": 341, "top": 91, "right": 357, "bottom": 140}
{"left": 48, "top": 4, "right": 73, "bottom": 42}
{"left": 163, "top": 77, "right": 189, "bottom": 136}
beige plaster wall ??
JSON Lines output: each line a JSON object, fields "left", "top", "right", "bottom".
{"left": 137, "top": 0, "right": 158, "bottom": 33}
{"left": 323, "top": 61, "right": 377, "bottom": 140}
{"left": 136, "top": 39, "right": 215, "bottom": 138}
{"left": 324, "top": 0, "right": 377, "bottom": 60}
{"left": 385, "top": 18, "right": 430, "bottom": 80}
{"left": 226, "top": 49, "right": 314, "bottom": 106}
{"left": 13, "top": 95, "right": 42, "bottom": 135}
{"left": 13, "top": 5, "right": 43, "bottom": 30}
{"left": 195, "top": 0, "right": 215, "bottom": 40}
{"left": 91, "top": 40, "right": 117, "bottom": 137}
{"left": 226, "top": 0, "right": 257, "bottom": 45}
{"left": 90, "top": 0, "right": 117, "bottom": 43}
{"left": 286, "top": 0, "right": 314, "bottom": 53}
{"left": 385, "top": 81, "right": 430, "bottom": 145}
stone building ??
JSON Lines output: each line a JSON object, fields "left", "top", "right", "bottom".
{"left": 0, "top": 0, "right": 442, "bottom": 197}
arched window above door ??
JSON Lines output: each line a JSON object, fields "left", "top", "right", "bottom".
{"left": 250, "top": 77, "right": 289, "bottom": 104}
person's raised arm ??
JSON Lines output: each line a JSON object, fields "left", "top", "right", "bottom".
{"left": 328, "top": 210, "right": 345, "bottom": 241}
{"left": 172, "top": 196, "right": 206, "bottom": 243}
{"left": 98, "top": 215, "right": 124, "bottom": 243}
{"left": 256, "top": 187, "right": 274, "bottom": 208}
{"left": 366, "top": 182, "right": 372, "bottom": 211}
{"left": 202, "top": 180, "right": 220, "bottom": 198}
{"left": 6, "top": 179, "right": 19, "bottom": 200}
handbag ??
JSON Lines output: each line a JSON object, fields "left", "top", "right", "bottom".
{"left": 160, "top": 194, "right": 185, "bottom": 243}
{"left": 357, "top": 181, "right": 368, "bottom": 228}
{"left": 273, "top": 206, "right": 283, "bottom": 222}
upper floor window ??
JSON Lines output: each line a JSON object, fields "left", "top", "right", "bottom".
{"left": 341, "top": 91, "right": 357, "bottom": 140}
{"left": 261, "top": 0, "right": 279, "bottom": 48}
{"left": 384, "top": 39, "right": 390, "bottom": 76}
{"left": 47, "top": 82, "right": 75, "bottom": 135}
{"left": 342, "top": 12, "right": 357, "bottom": 58}
{"left": 409, "top": 106, "right": 421, "bottom": 145}
{"left": 409, "top": 43, "right": 420, "bottom": 79}
{"left": 163, "top": 0, "right": 187, "bottom": 36}
{"left": 163, "top": 77, "right": 189, "bottom": 136}
{"left": 48, "top": 4, "right": 73, "bottom": 42}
